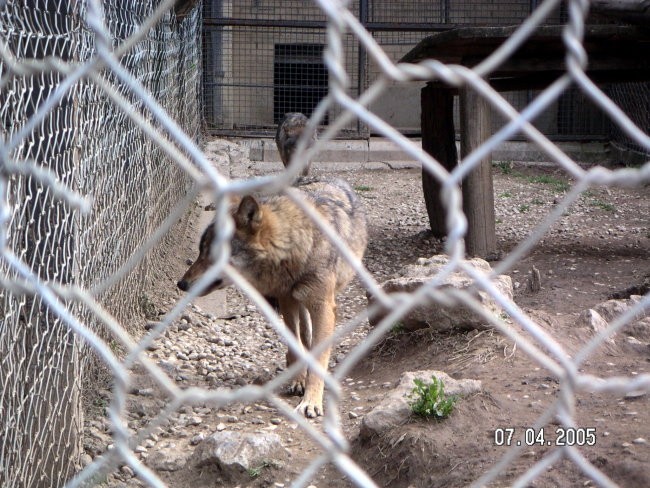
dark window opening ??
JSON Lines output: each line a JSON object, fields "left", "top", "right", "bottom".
{"left": 274, "top": 44, "right": 328, "bottom": 124}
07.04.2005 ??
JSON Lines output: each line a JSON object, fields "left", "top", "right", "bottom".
{"left": 493, "top": 427, "right": 597, "bottom": 447}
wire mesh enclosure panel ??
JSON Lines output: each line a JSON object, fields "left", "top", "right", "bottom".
{"left": 203, "top": 25, "right": 359, "bottom": 134}
{"left": 204, "top": 0, "right": 613, "bottom": 141}
{"left": 274, "top": 43, "right": 329, "bottom": 124}
{"left": 608, "top": 82, "right": 650, "bottom": 161}
{"left": 366, "top": 0, "right": 534, "bottom": 25}
{"left": 0, "top": 2, "right": 201, "bottom": 487}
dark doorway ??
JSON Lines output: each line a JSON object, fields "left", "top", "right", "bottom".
{"left": 274, "top": 44, "right": 328, "bottom": 124}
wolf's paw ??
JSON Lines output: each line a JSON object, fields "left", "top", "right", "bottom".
{"left": 288, "top": 379, "right": 305, "bottom": 396}
{"left": 287, "top": 371, "right": 307, "bottom": 396}
{"left": 295, "top": 398, "right": 323, "bottom": 418}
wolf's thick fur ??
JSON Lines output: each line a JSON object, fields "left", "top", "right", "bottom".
{"left": 178, "top": 178, "right": 367, "bottom": 417}
{"left": 275, "top": 112, "right": 316, "bottom": 176}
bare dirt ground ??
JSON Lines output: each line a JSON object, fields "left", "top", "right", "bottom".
{"left": 92, "top": 152, "right": 649, "bottom": 488}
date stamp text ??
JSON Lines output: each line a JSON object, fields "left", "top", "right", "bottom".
{"left": 493, "top": 427, "right": 597, "bottom": 447}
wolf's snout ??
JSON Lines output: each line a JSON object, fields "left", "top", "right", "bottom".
{"left": 177, "top": 279, "right": 190, "bottom": 291}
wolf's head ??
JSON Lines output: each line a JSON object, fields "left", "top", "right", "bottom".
{"left": 176, "top": 196, "right": 264, "bottom": 296}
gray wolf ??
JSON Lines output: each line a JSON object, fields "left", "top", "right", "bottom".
{"left": 275, "top": 112, "right": 316, "bottom": 176}
{"left": 177, "top": 178, "right": 367, "bottom": 418}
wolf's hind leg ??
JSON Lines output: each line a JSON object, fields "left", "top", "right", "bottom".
{"left": 295, "top": 292, "right": 336, "bottom": 418}
{"left": 279, "top": 297, "right": 308, "bottom": 395}
{"left": 298, "top": 304, "right": 312, "bottom": 350}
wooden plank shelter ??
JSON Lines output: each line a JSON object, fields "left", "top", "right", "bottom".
{"left": 400, "top": 24, "right": 650, "bottom": 257}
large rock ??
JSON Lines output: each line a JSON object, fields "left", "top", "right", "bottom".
{"left": 576, "top": 296, "right": 650, "bottom": 350}
{"left": 593, "top": 296, "right": 647, "bottom": 323}
{"left": 360, "top": 370, "right": 482, "bottom": 439}
{"left": 368, "top": 255, "right": 513, "bottom": 331}
{"left": 576, "top": 308, "right": 616, "bottom": 345}
{"left": 191, "top": 431, "right": 288, "bottom": 480}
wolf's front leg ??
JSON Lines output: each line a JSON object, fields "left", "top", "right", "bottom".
{"left": 295, "top": 294, "right": 336, "bottom": 418}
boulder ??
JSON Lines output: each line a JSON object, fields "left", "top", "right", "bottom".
{"left": 576, "top": 309, "right": 616, "bottom": 345}
{"left": 593, "top": 296, "right": 647, "bottom": 323}
{"left": 360, "top": 370, "right": 482, "bottom": 439}
{"left": 627, "top": 317, "right": 650, "bottom": 343}
{"left": 368, "top": 255, "right": 513, "bottom": 331}
{"left": 574, "top": 296, "right": 650, "bottom": 353}
{"left": 191, "top": 431, "right": 288, "bottom": 480}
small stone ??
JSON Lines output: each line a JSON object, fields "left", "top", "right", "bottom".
{"left": 633, "top": 438, "right": 647, "bottom": 445}
{"left": 145, "top": 321, "right": 159, "bottom": 330}
{"left": 270, "top": 418, "right": 282, "bottom": 425}
{"left": 348, "top": 411, "right": 359, "bottom": 419}
{"left": 625, "top": 390, "right": 646, "bottom": 399}
{"left": 120, "top": 465, "right": 135, "bottom": 477}
{"left": 216, "top": 423, "right": 227, "bottom": 431}
{"left": 190, "top": 433, "right": 206, "bottom": 446}
{"left": 79, "top": 453, "right": 93, "bottom": 468}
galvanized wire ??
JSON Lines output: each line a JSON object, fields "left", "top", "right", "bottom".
{"left": 1, "top": 0, "right": 199, "bottom": 486}
{"left": 1, "top": 1, "right": 649, "bottom": 487}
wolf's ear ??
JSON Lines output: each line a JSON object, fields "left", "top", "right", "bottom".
{"left": 234, "top": 195, "right": 262, "bottom": 233}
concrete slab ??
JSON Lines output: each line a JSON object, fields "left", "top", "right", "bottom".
{"left": 368, "top": 138, "right": 423, "bottom": 162}
{"left": 260, "top": 138, "right": 370, "bottom": 163}
{"left": 227, "top": 136, "right": 610, "bottom": 168}
{"left": 317, "top": 139, "right": 369, "bottom": 163}
{"left": 492, "top": 141, "right": 610, "bottom": 164}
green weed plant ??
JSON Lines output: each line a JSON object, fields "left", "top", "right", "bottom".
{"left": 408, "top": 375, "right": 457, "bottom": 420}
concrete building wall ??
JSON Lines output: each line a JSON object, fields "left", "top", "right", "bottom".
{"left": 207, "top": 0, "right": 570, "bottom": 135}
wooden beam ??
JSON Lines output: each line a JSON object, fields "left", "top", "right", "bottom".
{"left": 421, "top": 83, "right": 458, "bottom": 239}
{"left": 459, "top": 88, "right": 496, "bottom": 258}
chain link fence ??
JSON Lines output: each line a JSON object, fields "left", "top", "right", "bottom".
{"left": 1, "top": 0, "right": 649, "bottom": 487}
{"left": 608, "top": 81, "right": 650, "bottom": 163}
{"left": 1, "top": 0, "right": 200, "bottom": 486}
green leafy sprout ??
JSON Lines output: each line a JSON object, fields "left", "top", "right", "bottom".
{"left": 354, "top": 184, "right": 373, "bottom": 192}
{"left": 247, "top": 460, "right": 278, "bottom": 478}
{"left": 495, "top": 161, "right": 513, "bottom": 174}
{"left": 526, "top": 174, "right": 570, "bottom": 193}
{"left": 408, "top": 375, "right": 457, "bottom": 420}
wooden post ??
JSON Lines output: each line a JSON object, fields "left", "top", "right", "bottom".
{"left": 421, "top": 83, "right": 458, "bottom": 238}
{"left": 459, "top": 87, "right": 497, "bottom": 257}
